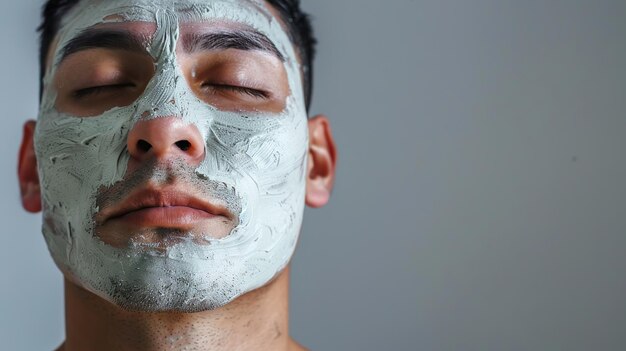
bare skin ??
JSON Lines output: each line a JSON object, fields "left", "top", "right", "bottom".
{"left": 55, "top": 268, "right": 306, "bottom": 351}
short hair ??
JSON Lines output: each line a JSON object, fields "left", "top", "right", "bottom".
{"left": 38, "top": 0, "right": 316, "bottom": 111}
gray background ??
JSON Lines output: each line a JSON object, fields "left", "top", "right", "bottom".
{"left": 1, "top": 0, "right": 625, "bottom": 350}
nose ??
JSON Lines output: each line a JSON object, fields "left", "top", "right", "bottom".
{"left": 127, "top": 117, "right": 205, "bottom": 164}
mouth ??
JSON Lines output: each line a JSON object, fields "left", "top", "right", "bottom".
{"left": 99, "top": 187, "right": 234, "bottom": 230}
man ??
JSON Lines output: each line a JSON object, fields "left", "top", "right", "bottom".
{"left": 17, "top": 0, "right": 336, "bottom": 349}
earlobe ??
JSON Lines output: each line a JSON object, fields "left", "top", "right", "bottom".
{"left": 305, "top": 115, "right": 337, "bottom": 208}
{"left": 18, "top": 120, "right": 42, "bottom": 213}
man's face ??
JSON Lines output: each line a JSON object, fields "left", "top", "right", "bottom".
{"left": 34, "top": 0, "right": 309, "bottom": 311}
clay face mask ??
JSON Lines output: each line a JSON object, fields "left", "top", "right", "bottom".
{"left": 35, "top": 0, "right": 308, "bottom": 311}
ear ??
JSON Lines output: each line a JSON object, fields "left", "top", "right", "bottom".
{"left": 18, "top": 120, "right": 42, "bottom": 213}
{"left": 305, "top": 115, "right": 337, "bottom": 208}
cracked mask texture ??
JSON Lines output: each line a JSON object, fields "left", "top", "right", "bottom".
{"left": 35, "top": 0, "right": 308, "bottom": 311}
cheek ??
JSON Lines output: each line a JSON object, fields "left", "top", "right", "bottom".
{"left": 35, "top": 109, "right": 134, "bottom": 227}
{"left": 243, "top": 119, "right": 309, "bottom": 195}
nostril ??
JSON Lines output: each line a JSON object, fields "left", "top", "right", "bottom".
{"left": 137, "top": 139, "right": 152, "bottom": 152}
{"left": 175, "top": 140, "right": 192, "bottom": 151}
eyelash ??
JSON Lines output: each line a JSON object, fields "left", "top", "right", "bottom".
{"left": 73, "top": 83, "right": 134, "bottom": 99}
{"left": 202, "top": 83, "right": 270, "bottom": 99}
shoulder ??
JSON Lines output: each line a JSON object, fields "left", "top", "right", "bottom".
{"left": 289, "top": 338, "right": 309, "bottom": 351}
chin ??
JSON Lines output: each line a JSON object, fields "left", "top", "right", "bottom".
{"left": 47, "top": 217, "right": 300, "bottom": 313}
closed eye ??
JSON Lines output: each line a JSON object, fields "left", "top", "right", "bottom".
{"left": 201, "top": 83, "right": 270, "bottom": 99}
{"left": 73, "top": 83, "right": 136, "bottom": 99}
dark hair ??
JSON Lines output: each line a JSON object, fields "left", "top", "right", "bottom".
{"left": 38, "top": 0, "right": 316, "bottom": 110}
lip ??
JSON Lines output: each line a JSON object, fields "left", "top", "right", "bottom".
{"left": 99, "top": 187, "right": 233, "bottom": 228}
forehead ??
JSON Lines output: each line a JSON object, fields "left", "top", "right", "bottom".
{"left": 58, "top": 0, "right": 286, "bottom": 37}
{"left": 64, "top": 0, "right": 272, "bottom": 21}
{"left": 50, "top": 0, "right": 298, "bottom": 69}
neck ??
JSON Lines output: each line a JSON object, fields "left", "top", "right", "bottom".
{"left": 60, "top": 268, "right": 298, "bottom": 351}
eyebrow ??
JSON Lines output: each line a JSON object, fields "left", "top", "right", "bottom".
{"left": 59, "top": 28, "right": 150, "bottom": 63}
{"left": 182, "top": 29, "right": 285, "bottom": 61}
{"left": 59, "top": 27, "right": 285, "bottom": 64}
